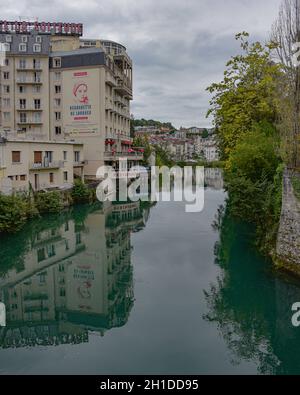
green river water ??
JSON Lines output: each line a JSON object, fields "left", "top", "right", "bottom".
{"left": 0, "top": 170, "right": 300, "bottom": 375}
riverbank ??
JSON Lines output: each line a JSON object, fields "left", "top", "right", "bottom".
{"left": 0, "top": 179, "right": 97, "bottom": 234}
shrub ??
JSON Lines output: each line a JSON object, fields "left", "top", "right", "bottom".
{"left": 71, "top": 179, "right": 90, "bottom": 204}
{"left": 0, "top": 194, "right": 28, "bottom": 233}
{"left": 35, "top": 191, "right": 63, "bottom": 214}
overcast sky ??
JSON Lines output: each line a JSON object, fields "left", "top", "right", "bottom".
{"left": 5, "top": 0, "right": 283, "bottom": 128}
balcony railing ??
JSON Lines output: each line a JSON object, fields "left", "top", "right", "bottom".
{"left": 16, "top": 79, "right": 42, "bottom": 84}
{"left": 17, "top": 119, "right": 43, "bottom": 125}
{"left": 104, "top": 151, "right": 144, "bottom": 161}
{"left": 30, "top": 161, "right": 64, "bottom": 170}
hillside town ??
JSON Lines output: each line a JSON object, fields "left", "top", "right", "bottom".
{"left": 134, "top": 124, "right": 219, "bottom": 163}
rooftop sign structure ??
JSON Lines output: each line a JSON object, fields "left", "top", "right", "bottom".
{"left": 0, "top": 21, "right": 83, "bottom": 36}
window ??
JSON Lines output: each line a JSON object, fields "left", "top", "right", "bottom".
{"left": 19, "top": 85, "right": 26, "bottom": 94}
{"left": 4, "top": 58, "right": 9, "bottom": 66}
{"left": 55, "top": 85, "right": 61, "bottom": 94}
{"left": 63, "top": 171, "right": 68, "bottom": 182}
{"left": 19, "top": 59, "right": 26, "bottom": 69}
{"left": 33, "top": 44, "right": 41, "bottom": 53}
{"left": 3, "top": 43, "right": 10, "bottom": 52}
{"left": 19, "top": 43, "right": 27, "bottom": 52}
{"left": 36, "top": 36, "right": 42, "bottom": 43}
{"left": 12, "top": 151, "right": 21, "bottom": 163}
{"left": 3, "top": 71, "right": 9, "bottom": 79}
{"left": 20, "top": 112, "right": 27, "bottom": 123}
{"left": 45, "top": 151, "right": 53, "bottom": 163}
{"left": 3, "top": 85, "right": 10, "bottom": 94}
{"left": 34, "top": 151, "right": 42, "bottom": 164}
{"left": 55, "top": 126, "right": 62, "bottom": 135}
{"left": 53, "top": 57, "right": 61, "bottom": 68}
{"left": 37, "top": 248, "right": 46, "bottom": 263}
{"left": 33, "top": 112, "right": 41, "bottom": 123}
{"left": 54, "top": 98, "right": 61, "bottom": 107}
{"left": 74, "top": 151, "right": 80, "bottom": 162}
{"left": 19, "top": 99, "right": 26, "bottom": 109}
{"left": 49, "top": 173, "right": 54, "bottom": 183}
{"left": 63, "top": 151, "right": 67, "bottom": 160}
{"left": 20, "top": 175, "right": 26, "bottom": 181}
{"left": 3, "top": 98, "right": 10, "bottom": 108}
{"left": 34, "top": 72, "right": 41, "bottom": 82}
{"left": 32, "top": 85, "right": 41, "bottom": 93}
{"left": 55, "top": 112, "right": 61, "bottom": 121}
{"left": 5, "top": 35, "right": 12, "bottom": 43}
{"left": 34, "top": 99, "right": 41, "bottom": 109}
{"left": 33, "top": 59, "right": 41, "bottom": 69}
{"left": 3, "top": 112, "right": 10, "bottom": 121}
{"left": 21, "top": 35, "right": 28, "bottom": 43}
{"left": 54, "top": 72, "right": 61, "bottom": 81}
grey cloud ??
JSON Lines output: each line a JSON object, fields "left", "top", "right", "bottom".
{"left": 6, "top": 0, "right": 283, "bottom": 127}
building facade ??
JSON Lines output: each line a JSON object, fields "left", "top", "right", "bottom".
{"left": 0, "top": 21, "right": 141, "bottom": 183}
{"left": 0, "top": 137, "right": 84, "bottom": 193}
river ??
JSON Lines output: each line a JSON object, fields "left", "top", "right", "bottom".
{"left": 1, "top": 169, "right": 300, "bottom": 375}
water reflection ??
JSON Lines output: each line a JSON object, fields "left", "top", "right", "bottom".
{"left": 0, "top": 201, "right": 151, "bottom": 349}
{"left": 205, "top": 207, "right": 300, "bottom": 375}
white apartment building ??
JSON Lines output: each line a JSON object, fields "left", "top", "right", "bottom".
{"left": 0, "top": 21, "right": 142, "bottom": 183}
{"left": 0, "top": 136, "right": 84, "bottom": 193}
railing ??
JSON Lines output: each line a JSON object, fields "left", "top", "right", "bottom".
{"left": 73, "top": 161, "right": 85, "bottom": 167}
{"left": 16, "top": 79, "right": 42, "bottom": 84}
{"left": 104, "top": 151, "right": 144, "bottom": 161}
{"left": 17, "top": 119, "right": 43, "bottom": 125}
{"left": 30, "top": 161, "right": 64, "bottom": 170}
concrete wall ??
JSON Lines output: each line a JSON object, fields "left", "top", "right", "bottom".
{"left": 276, "top": 169, "right": 300, "bottom": 266}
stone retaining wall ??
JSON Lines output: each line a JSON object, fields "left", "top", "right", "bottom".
{"left": 276, "top": 169, "right": 300, "bottom": 266}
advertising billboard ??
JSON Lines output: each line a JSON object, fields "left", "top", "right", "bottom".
{"left": 63, "top": 69, "right": 100, "bottom": 136}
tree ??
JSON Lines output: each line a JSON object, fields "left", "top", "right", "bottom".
{"left": 207, "top": 33, "right": 282, "bottom": 160}
{"left": 271, "top": 0, "right": 300, "bottom": 167}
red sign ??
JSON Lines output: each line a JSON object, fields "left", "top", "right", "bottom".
{"left": 0, "top": 21, "right": 83, "bottom": 36}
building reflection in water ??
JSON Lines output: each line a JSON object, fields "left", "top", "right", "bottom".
{"left": 0, "top": 201, "right": 150, "bottom": 349}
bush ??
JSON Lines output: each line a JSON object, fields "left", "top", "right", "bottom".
{"left": 71, "top": 179, "right": 91, "bottom": 204}
{"left": 35, "top": 191, "right": 63, "bottom": 214}
{"left": 0, "top": 194, "right": 28, "bottom": 233}
{"left": 225, "top": 129, "right": 283, "bottom": 251}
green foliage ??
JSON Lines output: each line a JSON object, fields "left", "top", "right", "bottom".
{"left": 0, "top": 194, "right": 28, "bottom": 233}
{"left": 72, "top": 179, "right": 91, "bottom": 204}
{"left": 35, "top": 191, "right": 63, "bottom": 214}
{"left": 207, "top": 32, "right": 282, "bottom": 160}
{"left": 155, "top": 146, "right": 175, "bottom": 167}
{"left": 227, "top": 129, "right": 280, "bottom": 183}
{"left": 202, "top": 129, "right": 209, "bottom": 139}
{"left": 131, "top": 118, "right": 176, "bottom": 131}
{"left": 225, "top": 130, "right": 283, "bottom": 250}
{"left": 133, "top": 136, "right": 152, "bottom": 165}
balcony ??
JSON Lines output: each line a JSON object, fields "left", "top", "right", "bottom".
{"left": 17, "top": 120, "right": 43, "bottom": 125}
{"left": 16, "top": 79, "right": 42, "bottom": 85}
{"left": 16, "top": 108, "right": 43, "bottom": 112}
{"left": 104, "top": 151, "right": 144, "bottom": 161}
{"left": 115, "top": 80, "right": 132, "bottom": 99}
{"left": 106, "top": 72, "right": 117, "bottom": 87}
{"left": 16, "top": 67, "right": 42, "bottom": 72}
{"left": 30, "top": 161, "right": 64, "bottom": 170}
{"left": 73, "top": 160, "right": 86, "bottom": 167}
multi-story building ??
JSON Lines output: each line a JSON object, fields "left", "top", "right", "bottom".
{"left": 0, "top": 136, "right": 84, "bottom": 193}
{"left": 0, "top": 21, "right": 142, "bottom": 183}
